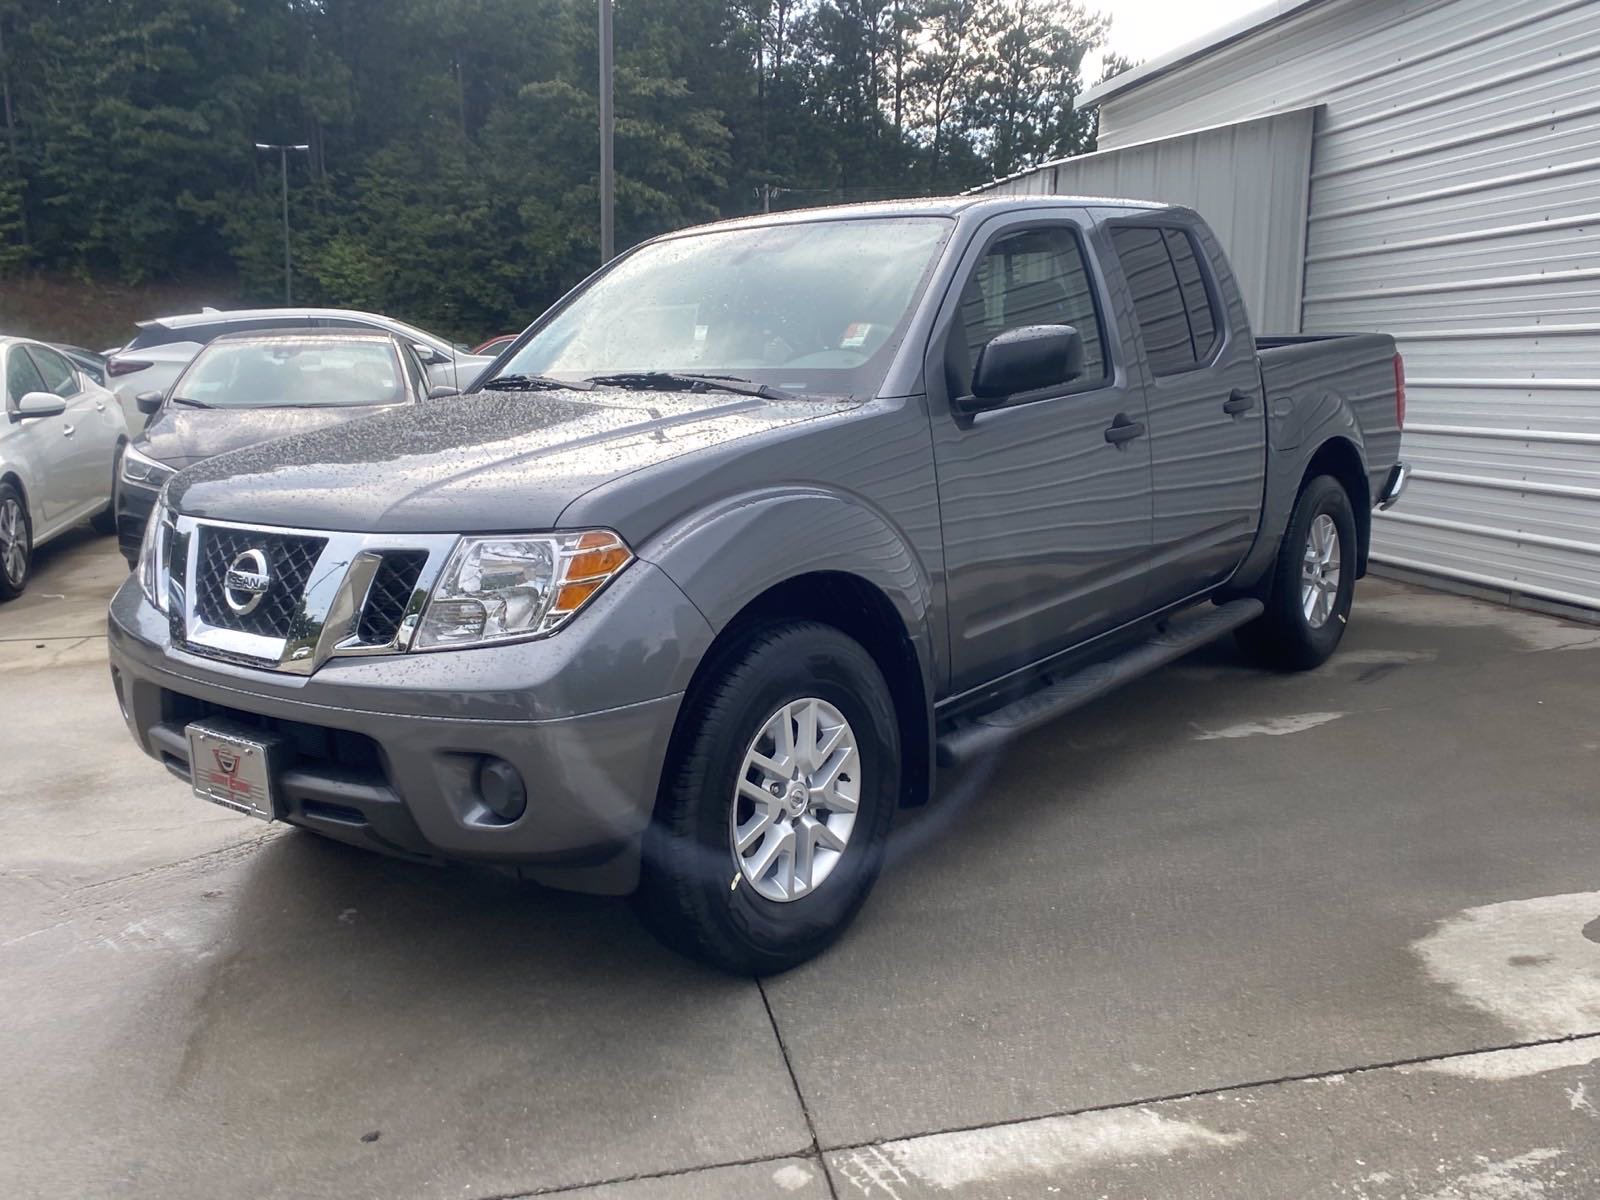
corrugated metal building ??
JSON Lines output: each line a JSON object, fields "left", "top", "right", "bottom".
{"left": 980, "top": 0, "right": 1600, "bottom": 613}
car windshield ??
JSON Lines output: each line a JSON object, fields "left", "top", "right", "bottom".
{"left": 171, "top": 338, "right": 406, "bottom": 409}
{"left": 492, "top": 216, "right": 953, "bottom": 398}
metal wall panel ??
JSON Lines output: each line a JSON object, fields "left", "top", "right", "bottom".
{"left": 1090, "top": 0, "right": 1600, "bottom": 610}
{"left": 977, "top": 109, "right": 1316, "bottom": 333}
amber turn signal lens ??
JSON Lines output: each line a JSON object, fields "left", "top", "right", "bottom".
{"left": 553, "top": 578, "right": 605, "bottom": 612}
{"left": 567, "top": 545, "right": 630, "bottom": 579}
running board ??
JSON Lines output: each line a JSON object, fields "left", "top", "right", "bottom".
{"left": 935, "top": 598, "right": 1265, "bottom": 767}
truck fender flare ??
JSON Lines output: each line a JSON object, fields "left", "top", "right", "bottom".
{"left": 1228, "top": 384, "right": 1372, "bottom": 598}
{"left": 635, "top": 485, "right": 940, "bottom": 687}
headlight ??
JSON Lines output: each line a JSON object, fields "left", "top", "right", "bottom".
{"left": 413, "top": 530, "right": 633, "bottom": 649}
{"left": 136, "top": 487, "right": 173, "bottom": 612}
{"left": 122, "top": 442, "right": 176, "bottom": 488}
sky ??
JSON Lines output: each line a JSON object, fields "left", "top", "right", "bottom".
{"left": 1087, "top": 0, "right": 1267, "bottom": 82}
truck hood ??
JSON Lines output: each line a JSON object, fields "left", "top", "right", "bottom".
{"left": 140, "top": 404, "right": 391, "bottom": 470}
{"left": 168, "top": 389, "right": 853, "bottom": 532}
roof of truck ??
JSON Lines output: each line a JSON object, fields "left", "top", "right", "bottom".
{"left": 678, "top": 194, "right": 1169, "bottom": 237}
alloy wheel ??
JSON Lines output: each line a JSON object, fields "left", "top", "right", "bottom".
{"left": 0, "top": 497, "right": 26, "bottom": 587}
{"left": 1301, "top": 512, "right": 1342, "bottom": 629}
{"left": 729, "top": 697, "right": 860, "bottom": 902}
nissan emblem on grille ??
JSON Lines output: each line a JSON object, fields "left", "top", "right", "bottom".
{"left": 223, "top": 548, "right": 272, "bottom": 615}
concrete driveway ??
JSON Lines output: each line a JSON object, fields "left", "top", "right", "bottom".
{"left": 3, "top": 531, "right": 1598, "bottom": 1199}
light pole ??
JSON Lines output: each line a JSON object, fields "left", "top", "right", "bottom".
{"left": 598, "top": 0, "right": 614, "bottom": 264}
{"left": 254, "top": 142, "right": 311, "bottom": 304}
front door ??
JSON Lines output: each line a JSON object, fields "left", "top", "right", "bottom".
{"left": 928, "top": 214, "right": 1154, "bottom": 694}
{"left": 5, "top": 346, "right": 74, "bottom": 527}
{"left": 26, "top": 344, "right": 113, "bottom": 518}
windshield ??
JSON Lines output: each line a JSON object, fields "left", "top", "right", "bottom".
{"left": 493, "top": 216, "right": 953, "bottom": 398}
{"left": 172, "top": 338, "right": 408, "bottom": 409}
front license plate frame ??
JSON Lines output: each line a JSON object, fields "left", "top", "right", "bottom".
{"left": 186, "top": 720, "right": 281, "bottom": 822}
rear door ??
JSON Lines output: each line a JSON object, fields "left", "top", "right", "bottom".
{"left": 1105, "top": 220, "right": 1266, "bottom": 607}
{"left": 926, "top": 211, "right": 1154, "bottom": 693}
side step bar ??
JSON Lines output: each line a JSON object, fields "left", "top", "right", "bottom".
{"left": 936, "top": 598, "right": 1265, "bottom": 767}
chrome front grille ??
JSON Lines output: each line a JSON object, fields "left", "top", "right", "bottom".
{"left": 164, "top": 516, "right": 458, "bottom": 675}
{"left": 356, "top": 551, "right": 429, "bottom": 645}
{"left": 192, "top": 527, "right": 327, "bottom": 639}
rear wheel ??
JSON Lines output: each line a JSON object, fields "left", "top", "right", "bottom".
{"left": 0, "top": 484, "right": 32, "bottom": 601}
{"left": 634, "top": 622, "right": 899, "bottom": 974}
{"left": 1236, "top": 474, "right": 1357, "bottom": 670}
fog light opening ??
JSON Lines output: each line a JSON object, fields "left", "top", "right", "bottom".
{"left": 476, "top": 757, "right": 527, "bottom": 823}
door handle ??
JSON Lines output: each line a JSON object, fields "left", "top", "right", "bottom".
{"left": 1223, "top": 390, "right": 1255, "bottom": 416}
{"left": 61, "top": 424, "right": 75, "bottom": 437}
{"left": 95, "top": 401, "right": 106, "bottom": 411}
{"left": 1104, "top": 413, "right": 1146, "bottom": 446}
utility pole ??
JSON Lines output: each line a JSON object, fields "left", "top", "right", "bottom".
{"left": 254, "top": 142, "right": 310, "bottom": 304}
{"left": 598, "top": 0, "right": 615, "bottom": 264}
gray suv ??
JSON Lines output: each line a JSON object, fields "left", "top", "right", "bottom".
{"left": 108, "top": 196, "right": 1405, "bottom": 972}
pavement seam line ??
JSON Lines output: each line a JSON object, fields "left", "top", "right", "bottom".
{"left": 0, "top": 633, "right": 108, "bottom": 643}
{"left": 483, "top": 1148, "right": 821, "bottom": 1198}
{"left": 460, "top": 1030, "right": 1600, "bottom": 1198}
{"left": 74, "top": 832, "right": 275, "bottom": 893}
{"left": 817, "top": 1029, "right": 1600, "bottom": 1157}
{"left": 468, "top": 1029, "right": 1600, "bottom": 1200}
{"left": 758, "top": 973, "right": 841, "bottom": 1200}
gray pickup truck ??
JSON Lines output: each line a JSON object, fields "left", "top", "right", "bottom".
{"left": 109, "top": 196, "right": 1407, "bottom": 972}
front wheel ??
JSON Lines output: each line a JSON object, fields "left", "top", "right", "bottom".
{"left": 634, "top": 622, "right": 900, "bottom": 974}
{"left": 0, "top": 484, "right": 32, "bottom": 601}
{"left": 1236, "top": 473, "right": 1357, "bottom": 671}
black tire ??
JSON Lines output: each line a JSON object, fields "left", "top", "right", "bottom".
{"left": 1236, "top": 474, "right": 1357, "bottom": 671}
{"left": 633, "top": 622, "right": 900, "bottom": 975}
{"left": 90, "top": 445, "right": 124, "bottom": 535}
{"left": 0, "top": 483, "right": 32, "bottom": 601}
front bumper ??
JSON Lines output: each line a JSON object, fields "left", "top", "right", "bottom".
{"left": 107, "top": 560, "right": 714, "bottom": 891}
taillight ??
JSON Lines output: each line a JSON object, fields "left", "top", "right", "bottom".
{"left": 1394, "top": 354, "right": 1406, "bottom": 431}
{"left": 107, "top": 358, "right": 151, "bottom": 377}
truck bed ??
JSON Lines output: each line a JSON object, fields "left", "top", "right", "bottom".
{"left": 1256, "top": 331, "right": 1403, "bottom": 500}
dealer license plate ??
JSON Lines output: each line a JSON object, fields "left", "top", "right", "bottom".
{"left": 186, "top": 721, "right": 280, "bottom": 822}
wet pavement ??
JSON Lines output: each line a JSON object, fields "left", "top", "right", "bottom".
{"left": 3, "top": 530, "right": 1598, "bottom": 1198}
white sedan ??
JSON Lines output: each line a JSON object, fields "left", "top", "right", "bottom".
{"left": 105, "top": 307, "right": 495, "bottom": 430}
{"left": 1, "top": 336, "right": 129, "bottom": 599}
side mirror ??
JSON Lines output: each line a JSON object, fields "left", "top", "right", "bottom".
{"left": 427, "top": 384, "right": 461, "bottom": 399}
{"left": 135, "top": 390, "right": 164, "bottom": 416}
{"left": 16, "top": 391, "right": 67, "bottom": 419}
{"left": 414, "top": 342, "right": 449, "bottom": 366}
{"left": 965, "top": 325, "right": 1085, "bottom": 410}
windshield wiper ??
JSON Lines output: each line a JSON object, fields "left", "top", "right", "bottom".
{"left": 169, "top": 396, "right": 211, "bottom": 409}
{"left": 476, "top": 373, "right": 592, "bottom": 393}
{"left": 583, "top": 371, "right": 797, "bottom": 401}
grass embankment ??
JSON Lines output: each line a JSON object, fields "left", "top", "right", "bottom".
{"left": 0, "top": 273, "right": 246, "bottom": 351}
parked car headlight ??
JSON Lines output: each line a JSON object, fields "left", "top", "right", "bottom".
{"left": 137, "top": 489, "right": 174, "bottom": 613}
{"left": 413, "top": 531, "right": 633, "bottom": 649}
{"left": 122, "top": 442, "right": 176, "bottom": 488}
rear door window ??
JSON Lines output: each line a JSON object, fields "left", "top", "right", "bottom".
{"left": 1110, "top": 225, "right": 1223, "bottom": 376}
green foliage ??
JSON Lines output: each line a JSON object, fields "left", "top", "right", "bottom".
{"left": 0, "top": 0, "right": 1105, "bottom": 338}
